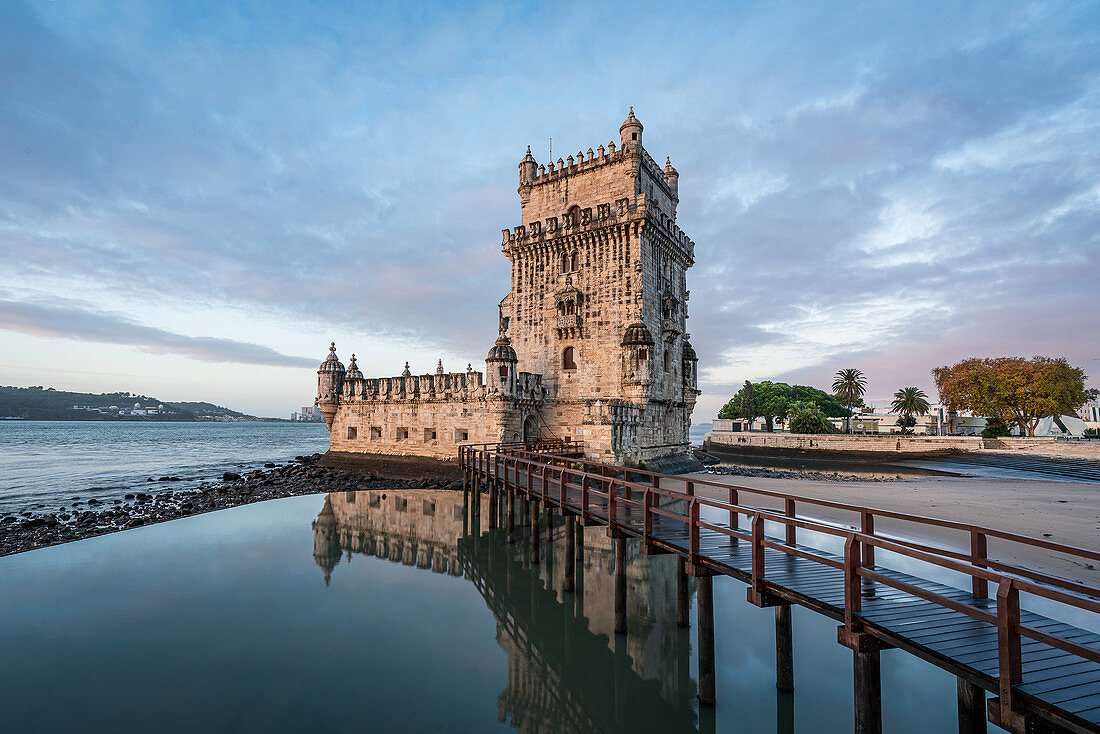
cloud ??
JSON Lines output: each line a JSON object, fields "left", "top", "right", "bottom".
{"left": 0, "top": 299, "right": 316, "bottom": 368}
{"left": 0, "top": 0, "right": 1098, "bottom": 416}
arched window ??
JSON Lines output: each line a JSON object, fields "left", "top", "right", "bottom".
{"left": 565, "top": 300, "right": 575, "bottom": 315}
{"left": 557, "top": 302, "right": 565, "bottom": 316}
{"left": 638, "top": 348, "right": 648, "bottom": 362}
{"left": 663, "top": 349, "right": 671, "bottom": 372}
{"left": 562, "top": 347, "right": 577, "bottom": 370}
{"left": 568, "top": 205, "right": 581, "bottom": 226}
{"left": 560, "top": 253, "right": 568, "bottom": 273}
{"left": 570, "top": 252, "right": 579, "bottom": 271}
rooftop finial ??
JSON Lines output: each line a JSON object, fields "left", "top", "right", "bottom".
{"left": 436, "top": 358, "right": 444, "bottom": 375}
{"left": 329, "top": 342, "right": 336, "bottom": 353}
{"left": 402, "top": 361, "right": 411, "bottom": 377}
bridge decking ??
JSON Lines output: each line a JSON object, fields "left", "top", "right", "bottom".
{"left": 461, "top": 443, "right": 1100, "bottom": 734}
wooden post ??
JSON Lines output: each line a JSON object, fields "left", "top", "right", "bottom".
{"left": 488, "top": 480, "right": 496, "bottom": 530}
{"left": 677, "top": 557, "right": 690, "bottom": 627}
{"left": 575, "top": 515, "right": 584, "bottom": 562}
{"left": 861, "top": 512, "right": 875, "bottom": 566}
{"left": 614, "top": 535, "right": 627, "bottom": 634}
{"left": 728, "top": 486, "right": 738, "bottom": 537}
{"left": 776, "top": 603, "right": 794, "bottom": 691}
{"left": 971, "top": 531, "right": 988, "bottom": 599}
{"left": 957, "top": 677, "right": 985, "bottom": 734}
{"left": 546, "top": 501, "right": 553, "bottom": 542}
{"left": 507, "top": 487, "right": 515, "bottom": 544}
{"left": 994, "top": 579, "right": 1022, "bottom": 728}
{"left": 784, "top": 498, "right": 796, "bottom": 545}
{"left": 697, "top": 574, "right": 716, "bottom": 705}
{"left": 473, "top": 472, "right": 481, "bottom": 517}
{"left": 564, "top": 515, "right": 576, "bottom": 592}
{"left": 853, "top": 644, "right": 882, "bottom": 734}
{"left": 530, "top": 498, "right": 540, "bottom": 564}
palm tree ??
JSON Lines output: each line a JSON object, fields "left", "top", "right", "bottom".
{"left": 891, "top": 387, "right": 931, "bottom": 434}
{"left": 832, "top": 368, "right": 867, "bottom": 433}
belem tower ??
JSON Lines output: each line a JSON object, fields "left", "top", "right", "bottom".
{"left": 316, "top": 109, "right": 699, "bottom": 468}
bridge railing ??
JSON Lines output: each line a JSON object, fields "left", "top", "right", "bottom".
{"left": 461, "top": 442, "right": 1100, "bottom": 727}
{"left": 490, "top": 446, "right": 1100, "bottom": 601}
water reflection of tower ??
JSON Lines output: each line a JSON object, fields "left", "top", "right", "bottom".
{"left": 311, "top": 489, "right": 698, "bottom": 733}
{"left": 311, "top": 495, "right": 342, "bottom": 585}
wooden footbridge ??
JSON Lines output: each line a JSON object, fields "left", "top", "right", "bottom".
{"left": 459, "top": 442, "right": 1100, "bottom": 734}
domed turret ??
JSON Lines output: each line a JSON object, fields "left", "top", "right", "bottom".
{"left": 620, "top": 106, "right": 643, "bottom": 150}
{"left": 682, "top": 339, "right": 698, "bottom": 389}
{"left": 345, "top": 353, "right": 363, "bottom": 380}
{"left": 486, "top": 334, "right": 518, "bottom": 394}
{"left": 621, "top": 321, "right": 655, "bottom": 346}
{"left": 487, "top": 334, "right": 518, "bottom": 363}
{"left": 316, "top": 342, "right": 345, "bottom": 430}
{"left": 681, "top": 340, "right": 697, "bottom": 363}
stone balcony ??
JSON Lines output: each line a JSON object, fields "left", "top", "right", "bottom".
{"left": 557, "top": 315, "right": 581, "bottom": 329}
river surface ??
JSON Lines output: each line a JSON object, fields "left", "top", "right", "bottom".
{"left": 0, "top": 490, "right": 1008, "bottom": 733}
{"left": 0, "top": 421, "right": 329, "bottom": 514}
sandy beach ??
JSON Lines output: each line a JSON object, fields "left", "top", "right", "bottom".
{"left": 681, "top": 471, "right": 1100, "bottom": 588}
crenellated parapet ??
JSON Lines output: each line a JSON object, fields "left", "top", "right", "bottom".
{"left": 341, "top": 367, "right": 487, "bottom": 403}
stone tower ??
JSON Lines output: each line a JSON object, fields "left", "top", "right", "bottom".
{"left": 499, "top": 108, "right": 699, "bottom": 464}
{"left": 318, "top": 110, "right": 699, "bottom": 469}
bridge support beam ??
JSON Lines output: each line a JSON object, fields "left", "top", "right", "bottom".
{"left": 696, "top": 573, "right": 716, "bottom": 705}
{"left": 957, "top": 677, "right": 984, "bottom": 734}
{"left": 530, "top": 498, "right": 540, "bottom": 564}
{"left": 776, "top": 603, "right": 794, "bottom": 692}
{"left": 472, "top": 474, "right": 481, "bottom": 517}
{"left": 614, "top": 536, "right": 627, "bottom": 635}
{"left": 575, "top": 520, "right": 584, "bottom": 562}
{"left": 564, "top": 515, "right": 575, "bottom": 592}
{"left": 546, "top": 503, "right": 553, "bottom": 542}
{"left": 677, "top": 558, "right": 690, "bottom": 627}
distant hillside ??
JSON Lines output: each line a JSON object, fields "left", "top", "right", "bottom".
{"left": 0, "top": 386, "right": 273, "bottom": 421}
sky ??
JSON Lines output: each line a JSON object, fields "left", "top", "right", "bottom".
{"left": 1, "top": 0, "right": 1098, "bottom": 418}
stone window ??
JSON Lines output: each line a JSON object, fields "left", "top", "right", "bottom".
{"left": 370, "top": 426, "right": 382, "bottom": 440}
{"left": 455, "top": 428, "right": 469, "bottom": 442}
{"left": 664, "top": 349, "right": 671, "bottom": 372}
{"left": 346, "top": 426, "right": 357, "bottom": 440}
{"left": 499, "top": 364, "right": 509, "bottom": 378}
{"left": 638, "top": 347, "right": 648, "bottom": 362}
{"left": 424, "top": 428, "right": 436, "bottom": 442}
{"left": 570, "top": 252, "right": 579, "bottom": 271}
{"left": 560, "top": 252, "right": 568, "bottom": 273}
{"left": 563, "top": 347, "right": 577, "bottom": 371}
{"left": 397, "top": 427, "right": 409, "bottom": 440}
{"left": 631, "top": 132, "right": 637, "bottom": 140}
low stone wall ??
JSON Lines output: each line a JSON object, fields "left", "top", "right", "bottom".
{"left": 703, "top": 432, "right": 982, "bottom": 460}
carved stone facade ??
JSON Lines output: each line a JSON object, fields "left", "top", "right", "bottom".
{"left": 318, "top": 110, "right": 699, "bottom": 466}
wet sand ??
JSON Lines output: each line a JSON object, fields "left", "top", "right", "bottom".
{"left": 680, "top": 472, "right": 1100, "bottom": 588}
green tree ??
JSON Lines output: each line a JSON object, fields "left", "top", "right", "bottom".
{"left": 787, "top": 401, "right": 834, "bottom": 434}
{"left": 719, "top": 381, "right": 791, "bottom": 432}
{"left": 890, "top": 387, "right": 931, "bottom": 434}
{"left": 933, "top": 357, "right": 1099, "bottom": 437}
{"left": 788, "top": 385, "right": 851, "bottom": 418}
{"left": 832, "top": 368, "right": 867, "bottom": 433}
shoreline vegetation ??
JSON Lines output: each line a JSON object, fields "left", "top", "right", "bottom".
{"left": 0, "top": 453, "right": 462, "bottom": 557}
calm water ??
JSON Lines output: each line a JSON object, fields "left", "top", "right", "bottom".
{"left": 0, "top": 489, "right": 1002, "bottom": 733}
{"left": 0, "top": 421, "right": 329, "bottom": 513}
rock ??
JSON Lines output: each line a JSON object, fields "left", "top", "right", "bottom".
{"left": 222, "top": 472, "right": 241, "bottom": 481}
{"left": 88, "top": 499, "right": 101, "bottom": 505}
{"left": 264, "top": 463, "right": 277, "bottom": 468}
{"left": 124, "top": 494, "right": 135, "bottom": 500}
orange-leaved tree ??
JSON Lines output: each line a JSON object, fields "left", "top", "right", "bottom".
{"left": 931, "top": 357, "right": 1097, "bottom": 437}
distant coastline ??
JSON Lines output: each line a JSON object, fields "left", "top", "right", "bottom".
{"left": 0, "top": 385, "right": 319, "bottom": 423}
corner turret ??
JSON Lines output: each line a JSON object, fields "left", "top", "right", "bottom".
{"left": 620, "top": 106, "right": 643, "bottom": 151}
{"left": 486, "top": 334, "right": 518, "bottom": 395}
{"left": 316, "top": 342, "right": 345, "bottom": 430}
{"left": 664, "top": 156, "right": 679, "bottom": 207}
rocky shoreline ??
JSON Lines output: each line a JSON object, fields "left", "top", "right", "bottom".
{"left": 701, "top": 464, "right": 901, "bottom": 481}
{"left": 0, "top": 453, "right": 462, "bottom": 557}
